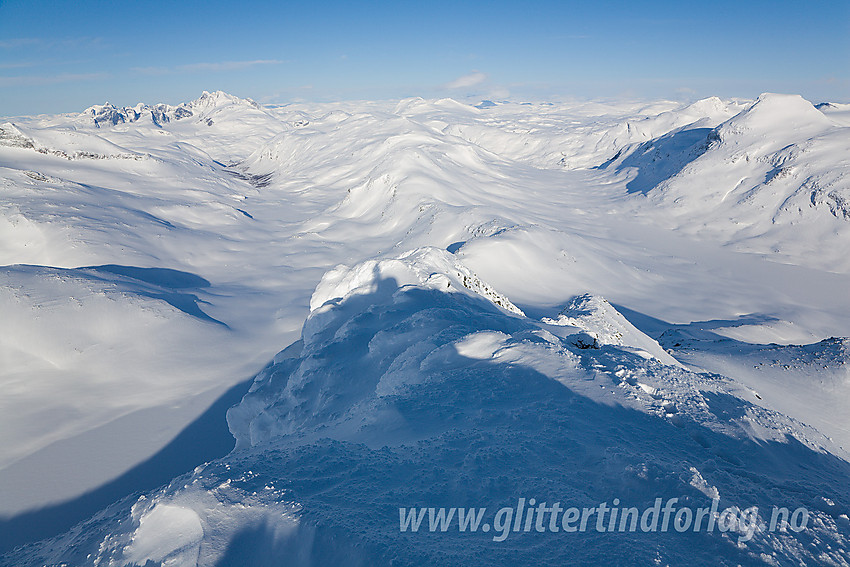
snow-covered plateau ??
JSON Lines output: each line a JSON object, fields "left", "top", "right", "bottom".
{"left": 1, "top": 91, "right": 849, "bottom": 566}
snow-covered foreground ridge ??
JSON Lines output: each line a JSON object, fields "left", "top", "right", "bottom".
{"left": 8, "top": 248, "right": 850, "bottom": 566}
{"left": 1, "top": 91, "right": 849, "bottom": 565}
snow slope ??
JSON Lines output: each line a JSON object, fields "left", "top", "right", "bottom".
{"left": 7, "top": 249, "right": 849, "bottom": 566}
{"left": 1, "top": 91, "right": 849, "bottom": 563}
{"left": 616, "top": 94, "right": 850, "bottom": 271}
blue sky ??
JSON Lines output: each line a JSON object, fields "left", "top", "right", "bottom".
{"left": 1, "top": 0, "right": 848, "bottom": 116}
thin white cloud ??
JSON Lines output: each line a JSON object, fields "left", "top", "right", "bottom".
{"left": 0, "top": 61, "right": 34, "bottom": 70}
{"left": 0, "top": 37, "right": 105, "bottom": 50}
{"left": 443, "top": 71, "right": 487, "bottom": 90}
{"left": 486, "top": 86, "right": 511, "bottom": 99}
{"left": 0, "top": 72, "right": 107, "bottom": 87}
{"left": 131, "top": 66, "right": 173, "bottom": 76}
{"left": 132, "top": 60, "right": 284, "bottom": 76}
{"left": 0, "top": 38, "right": 43, "bottom": 49}
{"left": 178, "top": 59, "right": 284, "bottom": 72}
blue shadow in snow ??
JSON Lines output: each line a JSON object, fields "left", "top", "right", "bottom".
{"left": 78, "top": 264, "right": 228, "bottom": 327}
{"left": 83, "top": 264, "right": 211, "bottom": 289}
{"left": 611, "top": 303, "right": 783, "bottom": 353}
{"left": 597, "top": 128, "right": 715, "bottom": 195}
{"left": 0, "top": 378, "right": 252, "bottom": 555}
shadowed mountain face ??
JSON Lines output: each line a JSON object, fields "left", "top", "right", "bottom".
{"left": 0, "top": 264, "right": 224, "bottom": 326}
{"left": 0, "top": 378, "right": 249, "bottom": 554}
{"left": 77, "top": 265, "right": 226, "bottom": 326}
{"left": 0, "top": 263, "right": 224, "bottom": 556}
{"left": 598, "top": 127, "right": 715, "bottom": 194}
{"left": 81, "top": 265, "right": 211, "bottom": 289}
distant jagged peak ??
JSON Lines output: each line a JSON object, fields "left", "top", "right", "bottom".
{"left": 684, "top": 95, "right": 725, "bottom": 111}
{"left": 814, "top": 101, "right": 850, "bottom": 112}
{"left": 393, "top": 96, "right": 427, "bottom": 114}
{"left": 185, "top": 90, "right": 260, "bottom": 111}
{"left": 814, "top": 101, "right": 850, "bottom": 126}
{"left": 78, "top": 91, "right": 260, "bottom": 128}
{"left": 432, "top": 97, "right": 479, "bottom": 111}
{"left": 815, "top": 102, "right": 839, "bottom": 111}
{"left": 80, "top": 100, "right": 192, "bottom": 128}
{"left": 81, "top": 101, "right": 124, "bottom": 123}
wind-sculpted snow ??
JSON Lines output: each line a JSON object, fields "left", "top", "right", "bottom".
{"left": 658, "top": 327, "right": 850, "bottom": 450}
{"left": 6, "top": 251, "right": 850, "bottom": 566}
{"left": 1, "top": 91, "right": 850, "bottom": 563}
{"left": 543, "top": 293, "right": 681, "bottom": 366}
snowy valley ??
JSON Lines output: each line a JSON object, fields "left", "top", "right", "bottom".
{"left": 1, "top": 90, "right": 849, "bottom": 566}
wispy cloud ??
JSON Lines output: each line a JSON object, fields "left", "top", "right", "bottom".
{"left": 180, "top": 59, "right": 284, "bottom": 72}
{"left": 0, "top": 72, "right": 107, "bottom": 87}
{"left": 131, "top": 66, "right": 173, "bottom": 76}
{"left": 132, "top": 59, "right": 284, "bottom": 76}
{"left": 549, "top": 34, "right": 591, "bottom": 40}
{"left": 258, "top": 85, "right": 315, "bottom": 104}
{"left": 0, "top": 37, "right": 105, "bottom": 50}
{"left": 0, "top": 38, "right": 43, "bottom": 49}
{"left": 0, "top": 61, "right": 35, "bottom": 70}
{"left": 443, "top": 71, "right": 487, "bottom": 90}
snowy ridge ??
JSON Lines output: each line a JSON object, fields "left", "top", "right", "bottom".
{"left": 420, "top": 97, "right": 745, "bottom": 171}
{"left": 0, "top": 122, "right": 146, "bottom": 161}
{"left": 0, "top": 123, "right": 34, "bottom": 149}
{"left": 7, "top": 249, "right": 850, "bottom": 566}
{"left": 543, "top": 293, "right": 681, "bottom": 366}
{"left": 309, "top": 248, "right": 524, "bottom": 315}
{"left": 659, "top": 329, "right": 850, "bottom": 450}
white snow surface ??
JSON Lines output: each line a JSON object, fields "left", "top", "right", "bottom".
{"left": 1, "top": 91, "right": 849, "bottom": 565}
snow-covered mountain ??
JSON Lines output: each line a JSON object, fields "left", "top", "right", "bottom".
{"left": 1, "top": 91, "right": 848, "bottom": 565}
{"left": 606, "top": 93, "right": 850, "bottom": 271}
{"left": 80, "top": 91, "right": 262, "bottom": 129}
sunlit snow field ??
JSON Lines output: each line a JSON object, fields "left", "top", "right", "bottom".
{"left": 1, "top": 92, "right": 849, "bottom": 565}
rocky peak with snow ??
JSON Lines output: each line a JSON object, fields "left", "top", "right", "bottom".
{"left": 81, "top": 101, "right": 193, "bottom": 128}
{"left": 79, "top": 91, "right": 262, "bottom": 129}
{"left": 186, "top": 90, "right": 260, "bottom": 111}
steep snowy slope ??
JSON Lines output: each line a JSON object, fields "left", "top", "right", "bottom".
{"left": 1, "top": 91, "right": 849, "bottom": 563}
